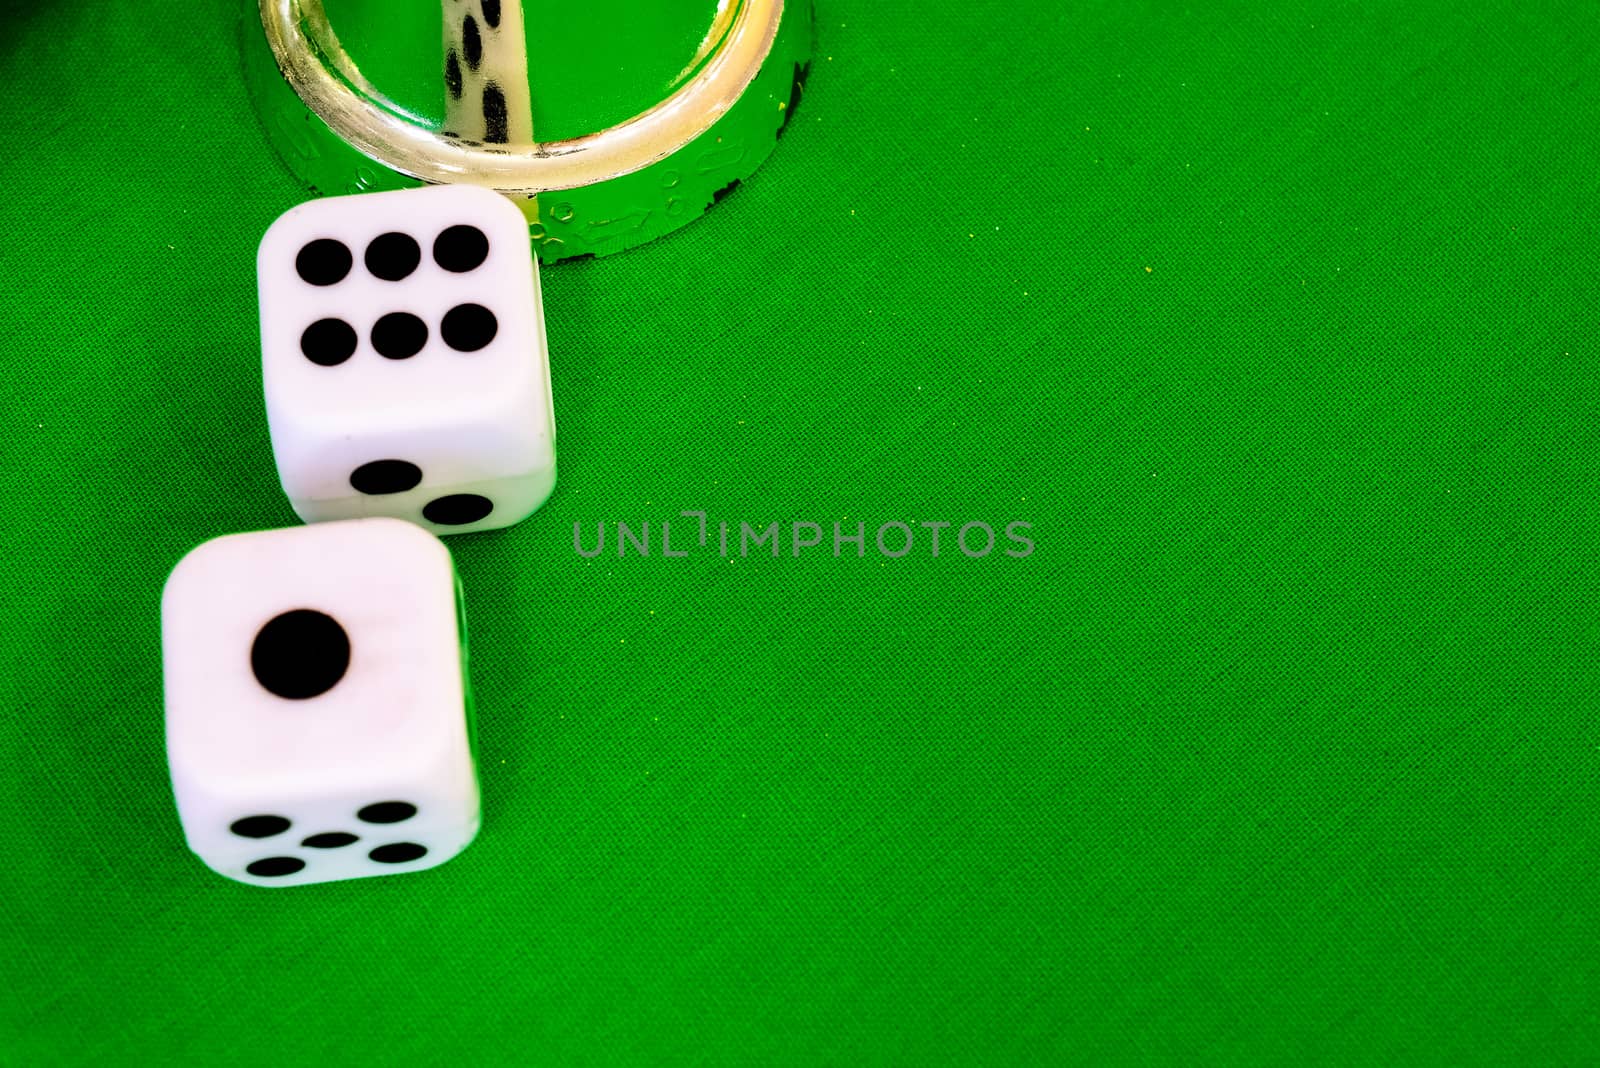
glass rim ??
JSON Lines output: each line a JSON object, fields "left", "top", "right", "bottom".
{"left": 260, "top": 0, "right": 784, "bottom": 194}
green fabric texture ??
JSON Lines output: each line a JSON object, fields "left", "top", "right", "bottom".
{"left": 2, "top": 0, "right": 1597, "bottom": 1062}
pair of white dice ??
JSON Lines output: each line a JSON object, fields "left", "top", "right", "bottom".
{"left": 164, "top": 185, "right": 553, "bottom": 887}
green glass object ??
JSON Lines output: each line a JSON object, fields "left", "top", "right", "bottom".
{"left": 244, "top": 0, "right": 813, "bottom": 262}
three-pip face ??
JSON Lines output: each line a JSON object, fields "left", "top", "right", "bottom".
{"left": 259, "top": 184, "right": 556, "bottom": 536}
{"left": 163, "top": 518, "right": 481, "bottom": 887}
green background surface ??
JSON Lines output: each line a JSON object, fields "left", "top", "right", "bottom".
{"left": 2, "top": 0, "right": 1598, "bottom": 1062}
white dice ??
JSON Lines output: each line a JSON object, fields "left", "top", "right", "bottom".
{"left": 258, "top": 184, "right": 556, "bottom": 536}
{"left": 162, "top": 518, "right": 480, "bottom": 887}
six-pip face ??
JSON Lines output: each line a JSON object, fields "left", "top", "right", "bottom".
{"left": 259, "top": 184, "right": 556, "bottom": 536}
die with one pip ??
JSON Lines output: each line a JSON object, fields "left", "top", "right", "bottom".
{"left": 162, "top": 518, "right": 480, "bottom": 886}
{"left": 258, "top": 184, "right": 556, "bottom": 536}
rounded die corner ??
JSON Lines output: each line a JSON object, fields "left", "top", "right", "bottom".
{"left": 349, "top": 515, "right": 457, "bottom": 567}
{"left": 162, "top": 530, "right": 253, "bottom": 611}
{"left": 256, "top": 200, "right": 320, "bottom": 273}
{"left": 434, "top": 180, "right": 529, "bottom": 220}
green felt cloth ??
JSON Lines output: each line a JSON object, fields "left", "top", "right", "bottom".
{"left": 2, "top": 1, "right": 1598, "bottom": 1062}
